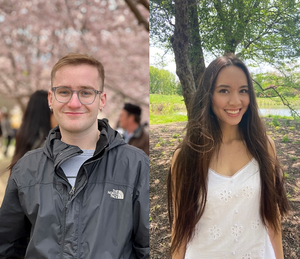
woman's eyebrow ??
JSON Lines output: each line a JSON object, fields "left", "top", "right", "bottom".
{"left": 215, "top": 85, "right": 248, "bottom": 88}
{"left": 215, "top": 84, "right": 230, "bottom": 88}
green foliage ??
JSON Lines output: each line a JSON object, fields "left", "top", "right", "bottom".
{"left": 281, "top": 134, "right": 289, "bottom": 143}
{"left": 264, "top": 114, "right": 295, "bottom": 120}
{"left": 271, "top": 118, "right": 281, "bottom": 127}
{"left": 150, "top": 0, "right": 174, "bottom": 48}
{"left": 150, "top": 94, "right": 184, "bottom": 104}
{"left": 150, "top": 66, "right": 177, "bottom": 94}
{"left": 253, "top": 71, "right": 300, "bottom": 98}
{"left": 176, "top": 82, "right": 183, "bottom": 96}
{"left": 151, "top": 0, "right": 300, "bottom": 61}
{"left": 286, "top": 192, "right": 292, "bottom": 200}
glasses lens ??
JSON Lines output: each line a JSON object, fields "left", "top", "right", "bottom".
{"left": 55, "top": 87, "right": 72, "bottom": 103}
{"left": 54, "top": 87, "right": 97, "bottom": 104}
{"left": 78, "top": 89, "right": 96, "bottom": 104}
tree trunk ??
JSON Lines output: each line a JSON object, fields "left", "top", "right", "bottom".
{"left": 188, "top": 0, "right": 206, "bottom": 89}
{"left": 171, "top": 0, "right": 196, "bottom": 118}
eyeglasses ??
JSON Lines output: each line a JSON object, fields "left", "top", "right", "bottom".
{"left": 51, "top": 87, "right": 102, "bottom": 105}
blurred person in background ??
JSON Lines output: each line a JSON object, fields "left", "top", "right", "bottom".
{"left": 0, "top": 110, "right": 2, "bottom": 149}
{"left": 0, "top": 107, "right": 15, "bottom": 157}
{"left": 118, "top": 103, "right": 149, "bottom": 155}
{"left": 8, "top": 90, "right": 57, "bottom": 171}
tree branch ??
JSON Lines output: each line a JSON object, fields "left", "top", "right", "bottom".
{"left": 124, "top": 0, "right": 149, "bottom": 32}
{"left": 138, "top": 0, "right": 149, "bottom": 10}
{"left": 253, "top": 79, "right": 300, "bottom": 118}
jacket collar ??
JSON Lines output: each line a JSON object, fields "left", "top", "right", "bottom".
{"left": 43, "top": 119, "right": 126, "bottom": 168}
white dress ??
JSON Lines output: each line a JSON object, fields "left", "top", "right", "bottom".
{"left": 185, "top": 158, "right": 276, "bottom": 259}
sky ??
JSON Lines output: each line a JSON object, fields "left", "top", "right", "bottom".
{"left": 150, "top": 46, "right": 177, "bottom": 75}
{"left": 150, "top": 46, "right": 277, "bottom": 79}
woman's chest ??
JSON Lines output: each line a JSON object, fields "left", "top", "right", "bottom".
{"left": 209, "top": 141, "right": 251, "bottom": 177}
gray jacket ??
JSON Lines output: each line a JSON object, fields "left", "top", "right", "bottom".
{"left": 0, "top": 119, "right": 149, "bottom": 259}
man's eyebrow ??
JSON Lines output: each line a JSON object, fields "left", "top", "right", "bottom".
{"left": 57, "top": 85, "right": 96, "bottom": 89}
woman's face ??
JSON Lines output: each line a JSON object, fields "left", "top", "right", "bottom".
{"left": 211, "top": 65, "right": 250, "bottom": 127}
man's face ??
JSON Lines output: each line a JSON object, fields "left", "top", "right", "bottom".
{"left": 48, "top": 64, "right": 106, "bottom": 136}
{"left": 118, "top": 109, "right": 130, "bottom": 130}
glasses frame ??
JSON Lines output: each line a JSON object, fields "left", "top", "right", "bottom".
{"left": 51, "top": 87, "right": 102, "bottom": 105}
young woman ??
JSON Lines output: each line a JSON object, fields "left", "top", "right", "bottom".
{"left": 168, "top": 55, "right": 289, "bottom": 259}
{"left": 8, "top": 90, "right": 57, "bottom": 171}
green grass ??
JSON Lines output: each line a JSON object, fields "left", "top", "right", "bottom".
{"left": 149, "top": 94, "right": 185, "bottom": 104}
{"left": 150, "top": 94, "right": 187, "bottom": 124}
{"left": 150, "top": 113, "right": 187, "bottom": 125}
{"left": 257, "top": 97, "right": 300, "bottom": 108}
{"left": 265, "top": 114, "right": 295, "bottom": 120}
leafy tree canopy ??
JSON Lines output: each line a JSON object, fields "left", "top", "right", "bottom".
{"left": 150, "top": 66, "right": 177, "bottom": 94}
{"left": 151, "top": 0, "right": 300, "bottom": 64}
{"left": 150, "top": 0, "right": 300, "bottom": 117}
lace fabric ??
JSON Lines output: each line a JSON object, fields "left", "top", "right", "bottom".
{"left": 185, "top": 159, "right": 276, "bottom": 259}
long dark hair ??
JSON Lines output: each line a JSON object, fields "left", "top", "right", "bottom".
{"left": 167, "top": 54, "right": 290, "bottom": 255}
{"left": 9, "top": 90, "right": 52, "bottom": 172}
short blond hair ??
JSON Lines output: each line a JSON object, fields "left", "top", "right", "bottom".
{"left": 51, "top": 53, "right": 105, "bottom": 90}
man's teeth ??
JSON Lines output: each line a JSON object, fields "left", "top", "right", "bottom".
{"left": 226, "top": 110, "right": 240, "bottom": 114}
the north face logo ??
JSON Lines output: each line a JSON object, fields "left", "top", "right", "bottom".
{"left": 108, "top": 189, "right": 124, "bottom": 200}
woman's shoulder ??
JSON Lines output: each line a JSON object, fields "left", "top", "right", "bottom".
{"left": 266, "top": 135, "right": 276, "bottom": 159}
{"left": 171, "top": 148, "right": 181, "bottom": 170}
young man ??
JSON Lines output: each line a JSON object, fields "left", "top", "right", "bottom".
{"left": 118, "top": 103, "right": 149, "bottom": 155}
{"left": 0, "top": 53, "right": 149, "bottom": 259}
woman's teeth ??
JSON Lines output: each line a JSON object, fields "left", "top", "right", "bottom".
{"left": 225, "top": 109, "right": 240, "bottom": 114}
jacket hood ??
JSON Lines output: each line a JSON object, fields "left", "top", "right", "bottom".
{"left": 43, "top": 118, "right": 126, "bottom": 163}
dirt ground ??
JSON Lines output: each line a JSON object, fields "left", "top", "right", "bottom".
{"left": 150, "top": 117, "right": 300, "bottom": 259}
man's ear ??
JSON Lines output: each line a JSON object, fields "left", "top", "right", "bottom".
{"left": 129, "top": 113, "right": 135, "bottom": 122}
{"left": 99, "top": 92, "right": 107, "bottom": 110}
{"left": 48, "top": 89, "right": 53, "bottom": 107}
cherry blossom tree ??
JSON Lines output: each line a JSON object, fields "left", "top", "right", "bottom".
{"left": 0, "top": 0, "right": 149, "bottom": 125}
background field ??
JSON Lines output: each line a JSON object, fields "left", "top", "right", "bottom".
{"left": 150, "top": 94, "right": 300, "bottom": 124}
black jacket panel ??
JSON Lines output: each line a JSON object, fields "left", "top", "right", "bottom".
{"left": 0, "top": 119, "right": 149, "bottom": 259}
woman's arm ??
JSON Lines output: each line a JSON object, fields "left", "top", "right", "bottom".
{"left": 267, "top": 136, "right": 284, "bottom": 259}
{"left": 171, "top": 149, "right": 186, "bottom": 259}
{"left": 268, "top": 226, "right": 284, "bottom": 259}
{"left": 172, "top": 242, "right": 186, "bottom": 259}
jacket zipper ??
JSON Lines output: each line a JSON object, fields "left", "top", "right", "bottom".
{"left": 60, "top": 189, "right": 68, "bottom": 259}
{"left": 55, "top": 147, "right": 80, "bottom": 258}
{"left": 69, "top": 186, "right": 75, "bottom": 200}
{"left": 56, "top": 145, "right": 107, "bottom": 257}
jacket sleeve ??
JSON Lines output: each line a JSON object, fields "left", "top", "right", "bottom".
{"left": 0, "top": 174, "right": 30, "bottom": 258}
{"left": 132, "top": 155, "right": 149, "bottom": 259}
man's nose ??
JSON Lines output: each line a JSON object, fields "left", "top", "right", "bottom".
{"left": 67, "top": 92, "right": 82, "bottom": 108}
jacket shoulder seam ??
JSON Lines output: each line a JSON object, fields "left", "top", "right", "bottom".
{"left": 17, "top": 182, "right": 54, "bottom": 190}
